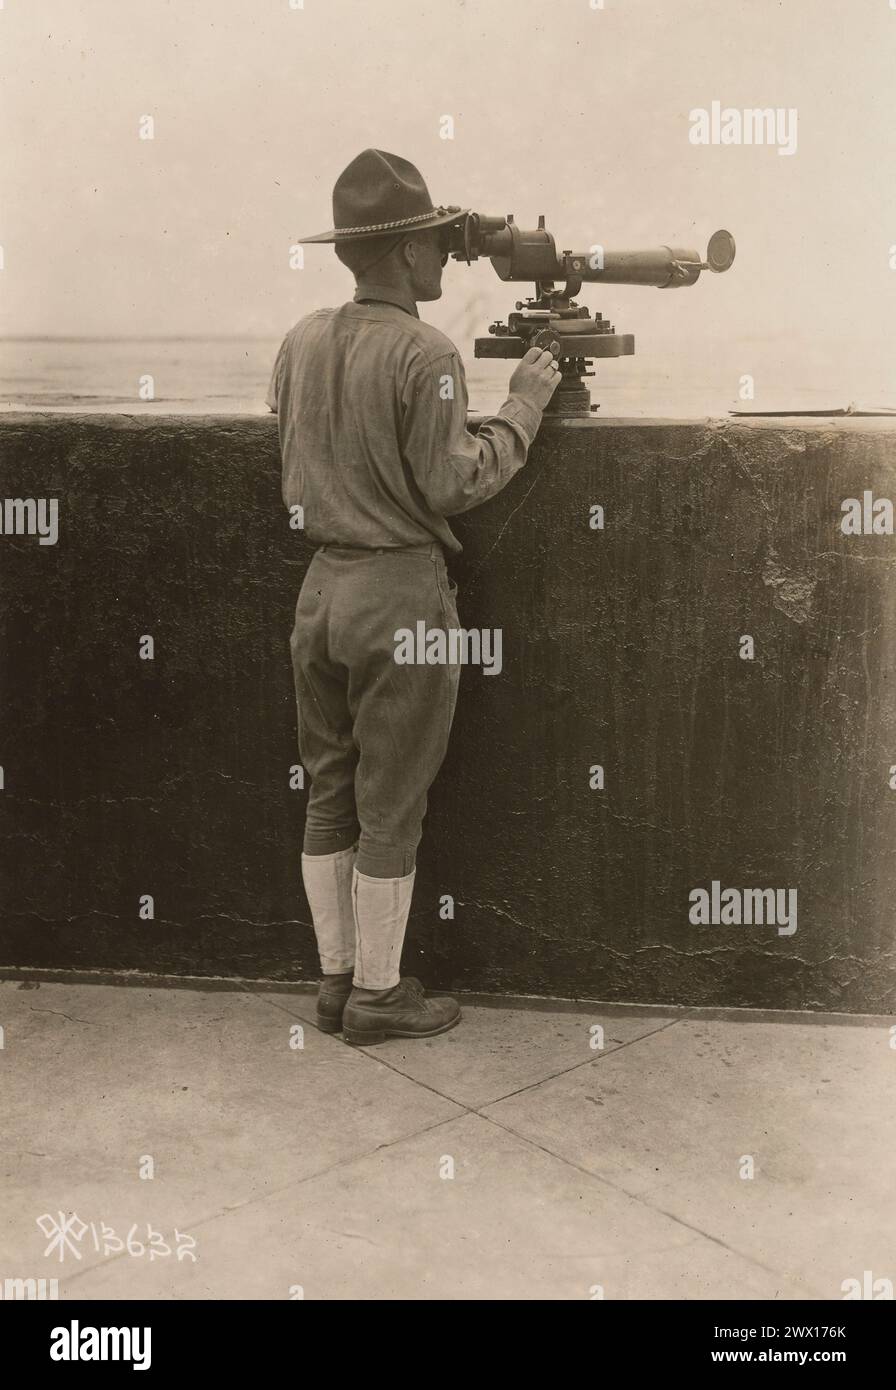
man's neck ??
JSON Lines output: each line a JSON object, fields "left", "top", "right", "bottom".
{"left": 353, "top": 279, "right": 419, "bottom": 319}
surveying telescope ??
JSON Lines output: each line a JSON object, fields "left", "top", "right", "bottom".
{"left": 437, "top": 211, "right": 736, "bottom": 416}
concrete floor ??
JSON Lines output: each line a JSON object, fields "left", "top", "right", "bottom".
{"left": 1, "top": 979, "right": 892, "bottom": 1300}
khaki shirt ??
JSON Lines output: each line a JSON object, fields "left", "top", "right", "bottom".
{"left": 266, "top": 279, "right": 542, "bottom": 554}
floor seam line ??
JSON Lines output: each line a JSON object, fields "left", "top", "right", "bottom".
{"left": 475, "top": 1109, "right": 814, "bottom": 1296}
{"left": 468, "top": 1012, "right": 695, "bottom": 1109}
{"left": 60, "top": 1111, "right": 465, "bottom": 1288}
{"left": 259, "top": 995, "right": 479, "bottom": 1110}
{"left": 260, "top": 996, "right": 694, "bottom": 1112}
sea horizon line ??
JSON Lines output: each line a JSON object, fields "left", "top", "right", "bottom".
{"left": 0, "top": 334, "right": 283, "bottom": 343}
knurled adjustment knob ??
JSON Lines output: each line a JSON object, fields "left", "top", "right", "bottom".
{"left": 530, "top": 328, "right": 561, "bottom": 357}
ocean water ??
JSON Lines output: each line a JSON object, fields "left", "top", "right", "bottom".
{"left": 0, "top": 335, "right": 734, "bottom": 418}
{"left": 0, "top": 337, "right": 284, "bottom": 416}
{"left": 0, "top": 336, "right": 881, "bottom": 419}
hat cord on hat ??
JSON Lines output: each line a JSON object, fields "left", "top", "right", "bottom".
{"left": 335, "top": 208, "right": 450, "bottom": 236}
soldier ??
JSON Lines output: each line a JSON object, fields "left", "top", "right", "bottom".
{"left": 267, "top": 149, "right": 559, "bottom": 1045}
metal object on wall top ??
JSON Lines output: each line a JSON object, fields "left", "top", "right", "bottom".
{"left": 440, "top": 212, "right": 736, "bottom": 416}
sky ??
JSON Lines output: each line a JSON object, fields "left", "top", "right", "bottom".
{"left": 2, "top": 0, "right": 895, "bottom": 405}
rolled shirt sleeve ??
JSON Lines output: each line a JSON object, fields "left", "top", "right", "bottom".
{"left": 400, "top": 350, "right": 543, "bottom": 516}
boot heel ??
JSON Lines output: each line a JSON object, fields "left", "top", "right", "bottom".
{"left": 343, "top": 1026, "right": 386, "bottom": 1046}
{"left": 316, "top": 1013, "right": 343, "bottom": 1035}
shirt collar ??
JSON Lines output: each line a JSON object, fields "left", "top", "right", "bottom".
{"left": 353, "top": 280, "right": 419, "bottom": 319}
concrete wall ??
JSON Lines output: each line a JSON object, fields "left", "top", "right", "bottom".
{"left": 1, "top": 412, "right": 894, "bottom": 1011}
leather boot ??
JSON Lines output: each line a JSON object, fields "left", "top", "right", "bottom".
{"left": 316, "top": 971, "right": 354, "bottom": 1034}
{"left": 342, "top": 976, "right": 461, "bottom": 1046}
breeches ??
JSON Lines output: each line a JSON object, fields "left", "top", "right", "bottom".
{"left": 291, "top": 543, "right": 461, "bottom": 878}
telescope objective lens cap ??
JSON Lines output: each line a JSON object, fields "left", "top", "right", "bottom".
{"left": 707, "top": 229, "right": 736, "bottom": 273}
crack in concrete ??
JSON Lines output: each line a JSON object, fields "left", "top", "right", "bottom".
{"left": 468, "top": 466, "right": 545, "bottom": 579}
{"left": 28, "top": 1005, "right": 102, "bottom": 1026}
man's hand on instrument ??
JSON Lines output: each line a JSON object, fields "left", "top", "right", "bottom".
{"left": 508, "top": 346, "right": 562, "bottom": 411}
